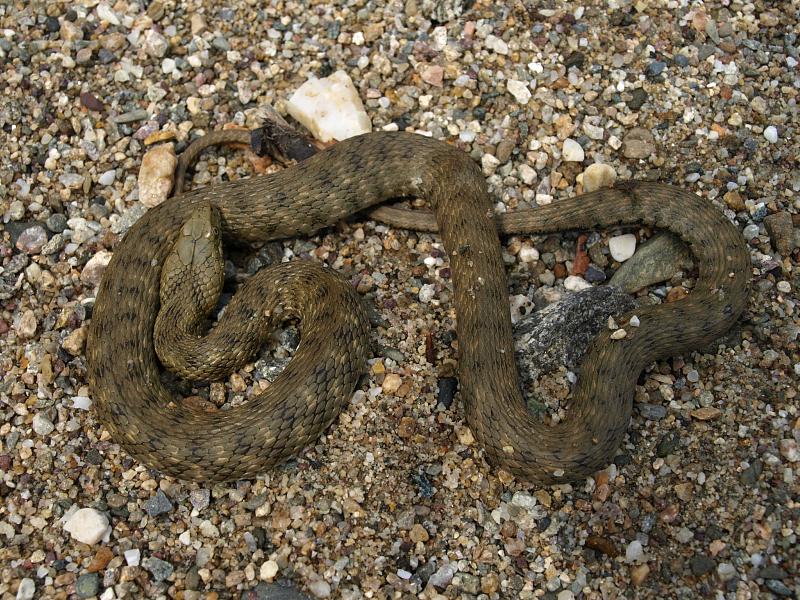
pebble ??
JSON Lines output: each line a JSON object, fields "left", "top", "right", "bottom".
{"left": 609, "top": 233, "right": 692, "bottom": 293}
{"left": 63, "top": 327, "right": 87, "bottom": 356}
{"left": 779, "top": 439, "right": 798, "bottom": 462}
{"left": 286, "top": 70, "right": 372, "bottom": 142}
{"left": 144, "top": 489, "right": 174, "bottom": 516}
{"left": 381, "top": 373, "right": 402, "bottom": 394}
{"left": 638, "top": 404, "right": 667, "bottom": 420}
{"left": 421, "top": 65, "right": 444, "bottom": 87}
{"left": 625, "top": 540, "right": 645, "bottom": 563}
{"left": 15, "top": 225, "right": 48, "bottom": 254}
{"left": 80, "top": 251, "right": 114, "bottom": 287}
{"left": 506, "top": 79, "right": 531, "bottom": 104}
{"left": 260, "top": 560, "right": 279, "bottom": 581}
{"left": 75, "top": 573, "right": 100, "bottom": 599}
{"left": 189, "top": 488, "right": 211, "bottom": 511}
{"left": 578, "top": 163, "right": 616, "bottom": 192}
{"left": 561, "top": 138, "right": 584, "bottom": 162}
{"left": 308, "top": 579, "right": 331, "bottom": 598}
{"left": 630, "top": 564, "right": 650, "bottom": 585}
{"left": 32, "top": 413, "right": 54, "bottom": 436}
{"left": 690, "top": 554, "right": 716, "bottom": 576}
{"left": 63, "top": 508, "right": 110, "bottom": 545}
{"left": 124, "top": 549, "right": 141, "bottom": 567}
{"left": 15, "top": 578, "right": 35, "bottom": 600}
{"left": 428, "top": 563, "right": 456, "bottom": 589}
{"left": 763, "top": 126, "right": 778, "bottom": 144}
{"left": 46, "top": 213, "right": 68, "bottom": 233}
{"left": 410, "top": 523, "right": 430, "bottom": 543}
{"left": 143, "top": 557, "right": 174, "bottom": 581}
{"left": 622, "top": 127, "right": 656, "bottom": 159}
{"left": 564, "top": 275, "right": 591, "bottom": 291}
{"left": 15, "top": 310, "right": 38, "bottom": 339}
{"left": 138, "top": 144, "right": 177, "bottom": 208}
{"left": 608, "top": 234, "right": 637, "bottom": 262}
{"left": 764, "top": 212, "right": 795, "bottom": 255}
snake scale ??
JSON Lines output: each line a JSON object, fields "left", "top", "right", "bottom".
{"left": 86, "top": 131, "right": 750, "bottom": 483}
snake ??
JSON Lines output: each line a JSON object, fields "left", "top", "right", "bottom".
{"left": 85, "top": 130, "right": 750, "bottom": 483}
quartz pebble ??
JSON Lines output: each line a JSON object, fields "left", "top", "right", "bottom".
{"left": 561, "top": 138, "right": 584, "bottom": 162}
{"left": 609, "top": 234, "right": 637, "bottom": 262}
{"left": 63, "top": 508, "right": 110, "bottom": 545}
{"left": 506, "top": 79, "right": 531, "bottom": 104}
{"left": 286, "top": 70, "right": 371, "bottom": 142}
{"left": 578, "top": 163, "right": 616, "bottom": 192}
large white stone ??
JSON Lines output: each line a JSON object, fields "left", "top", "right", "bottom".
{"left": 562, "top": 138, "right": 584, "bottom": 162}
{"left": 609, "top": 233, "right": 637, "bottom": 262}
{"left": 63, "top": 508, "right": 110, "bottom": 545}
{"left": 286, "top": 70, "right": 372, "bottom": 142}
{"left": 138, "top": 144, "right": 176, "bottom": 208}
{"left": 578, "top": 163, "right": 617, "bottom": 192}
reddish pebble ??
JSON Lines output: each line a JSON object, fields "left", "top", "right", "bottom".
{"left": 80, "top": 91, "right": 105, "bottom": 111}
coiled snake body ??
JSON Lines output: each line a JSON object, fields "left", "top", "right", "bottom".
{"left": 86, "top": 132, "right": 750, "bottom": 483}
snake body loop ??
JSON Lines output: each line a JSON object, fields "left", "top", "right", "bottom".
{"left": 86, "top": 131, "right": 750, "bottom": 483}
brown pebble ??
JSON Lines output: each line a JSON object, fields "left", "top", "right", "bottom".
{"left": 397, "top": 416, "right": 416, "bottom": 439}
{"left": 585, "top": 534, "right": 619, "bottom": 557}
{"left": 723, "top": 190, "right": 745, "bottom": 211}
{"left": 553, "top": 263, "right": 567, "bottom": 279}
{"left": 763, "top": 212, "right": 795, "bottom": 256}
{"left": 80, "top": 92, "right": 105, "bottom": 112}
{"left": 690, "top": 407, "right": 721, "bottom": 421}
{"left": 87, "top": 547, "right": 114, "bottom": 573}
{"left": 409, "top": 523, "right": 429, "bottom": 543}
{"left": 631, "top": 563, "right": 650, "bottom": 585}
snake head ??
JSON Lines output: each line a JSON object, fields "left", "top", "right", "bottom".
{"left": 160, "top": 203, "right": 224, "bottom": 314}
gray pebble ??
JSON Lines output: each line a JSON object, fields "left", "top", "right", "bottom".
{"left": 242, "top": 581, "right": 311, "bottom": 600}
{"left": 689, "top": 554, "right": 716, "bottom": 576}
{"left": 46, "top": 213, "right": 68, "bottom": 233}
{"left": 190, "top": 488, "right": 211, "bottom": 511}
{"left": 143, "top": 556, "right": 174, "bottom": 581}
{"left": 646, "top": 61, "right": 666, "bottom": 77}
{"left": 144, "top": 489, "right": 173, "bottom": 517}
{"left": 75, "top": 573, "right": 100, "bottom": 598}
{"left": 638, "top": 404, "right": 667, "bottom": 420}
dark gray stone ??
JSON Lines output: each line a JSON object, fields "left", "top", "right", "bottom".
{"left": 609, "top": 232, "right": 693, "bottom": 293}
{"left": 689, "top": 554, "right": 716, "bottom": 576}
{"left": 513, "top": 286, "right": 636, "bottom": 382}
{"left": 144, "top": 489, "right": 173, "bottom": 517}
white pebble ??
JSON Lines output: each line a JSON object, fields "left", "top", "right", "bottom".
{"left": 518, "top": 164, "right": 536, "bottom": 185}
{"left": 63, "top": 508, "right": 110, "bottom": 545}
{"left": 71, "top": 396, "right": 93, "bottom": 410}
{"left": 625, "top": 540, "right": 645, "bottom": 563}
{"left": 629, "top": 315, "right": 640, "bottom": 327}
{"left": 780, "top": 439, "right": 798, "bottom": 462}
{"left": 178, "top": 530, "right": 191, "bottom": 545}
{"left": 610, "top": 328, "right": 627, "bottom": 340}
{"left": 485, "top": 34, "right": 508, "bottom": 55}
{"left": 609, "top": 234, "right": 637, "bottom": 262}
{"left": 763, "top": 126, "right": 778, "bottom": 143}
{"left": 419, "top": 284, "right": 436, "bottom": 303}
{"left": 564, "top": 275, "right": 591, "bottom": 291}
{"left": 98, "top": 169, "right": 116, "bottom": 186}
{"left": 161, "top": 57, "right": 176, "bottom": 74}
{"left": 16, "top": 578, "right": 35, "bottom": 600}
{"left": 124, "top": 549, "right": 141, "bottom": 566}
{"left": 579, "top": 163, "right": 617, "bottom": 193}
{"left": 506, "top": 79, "right": 531, "bottom": 104}
{"left": 519, "top": 246, "right": 539, "bottom": 262}
{"left": 717, "top": 563, "right": 737, "bottom": 582}
{"left": 308, "top": 579, "right": 331, "bottom": 598}
{"left": 777, "top": 281, "right": 791, "bottom": 293}
{"left": 562, "top": 138, "right": 585, "bottom": 162}
{"left": 260, "top": 560, "right": 279, "bottom": 581}
{"left": 32, "top": 413, "right": 54, "bottom": 436}
{"left": 481, "top": 153, "right": 500, "bottom": 175}
{"left": 286, "top": 70, "right": 372, "bottom": 142}
{"left": 96, "top": 3, "right": 121, "bottom": 25}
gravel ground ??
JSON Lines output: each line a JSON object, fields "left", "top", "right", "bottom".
{"left": 1, "top": 0, "right": 798, "bottom": 599}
